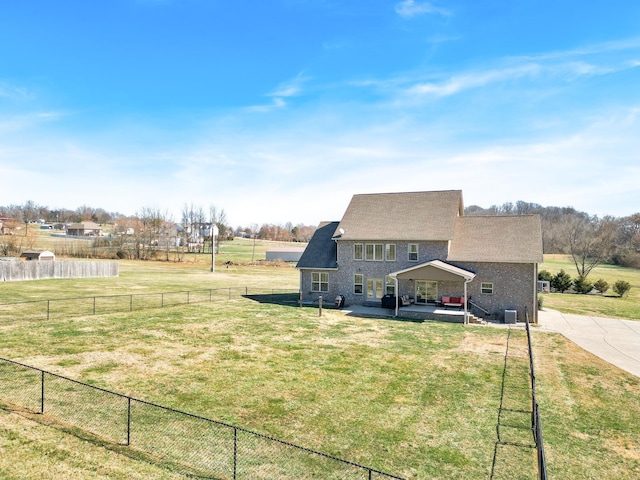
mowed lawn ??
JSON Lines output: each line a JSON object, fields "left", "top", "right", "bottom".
{"left": 0, "top": 258, "right": 639, "bottom": 479}
{"left": 540, "top": 254, "right": 640, "bottom": 320}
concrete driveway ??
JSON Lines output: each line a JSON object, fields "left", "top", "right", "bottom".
{"left": 538, "top": 309, "right": 640, "bottom": 378}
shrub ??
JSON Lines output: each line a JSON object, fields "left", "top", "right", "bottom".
{"left": 538, "top": 269, "right": 553, "bottom": 282}
{"left": 551, "top": 269, "right": 573, "bottom": 293}
{"left": 537, "top": 294, "right": 544, "bottom": 309}
{"left": 613, "top": 280, "right": 631, "bottom": 297}
{"left": 593, "top": 279, "right": 609, "bottom": 295}
{"left": 573, "top": 276, "right": 594, "bottom": 294}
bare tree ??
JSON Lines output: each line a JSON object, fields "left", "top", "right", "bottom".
{"left": 565, "top": 215, "right": 617, "bottom": 278}
{"left": 181, "top": 204, "right": 207, "bottom": 253}
{"left": 134, "top": 207, "right": 172, "bottom": 260}
{"left": 21, "top": 200, "right": 41, "bottom": 235}
{"left": 209, "top": 205, "right": 228, "bottom": 254}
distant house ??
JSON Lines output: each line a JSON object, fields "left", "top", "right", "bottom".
{"left": 0, "top": 217, "right": 15, "bottom": 235}
{"left": 20, "top": 250, "right": 56, "bottom": 261}
{"left": 297, "top": 190, "right": 543, "bottom": 323}
{"left": 266, "top": 247, "right": 306, "bottom": 262}
{"left": 66, "top": 222, "right": 102, "bottom": 236}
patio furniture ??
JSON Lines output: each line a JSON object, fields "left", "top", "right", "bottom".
{"left": 441, "top": 296, "right": 465, "bottom": 309}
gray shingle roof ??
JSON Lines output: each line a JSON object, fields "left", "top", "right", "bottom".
{"left": 448, "top": 215, "right": 543, "bottom": 263}
{"left": 336, "top": 190, "right": 463, "bottom": 241}
{"left": 296, "top": 221, "right": 339, "bottom": 269}
{"left": 68, "top": 222, "right": 102, "bottom": 230}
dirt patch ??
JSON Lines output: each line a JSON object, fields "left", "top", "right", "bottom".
{"left": 457, "top": 333, "right": 506, "bottom": 355}
{"left": 606, "top": 436, "right": 640, "bottom": 461}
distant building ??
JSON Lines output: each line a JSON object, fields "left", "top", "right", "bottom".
{"left": 266, "top": 247, "right": 306, "bottom": 262}
{"left": 20, "top": 250, "right": 56, "bottom": 261}
{"left": 0, "top": 217, "right": 15, "bottom": 235}
{"left": 67, "top": 222, "right": 102, "bottom": 236}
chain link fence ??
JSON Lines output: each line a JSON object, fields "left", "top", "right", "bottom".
{"left": 0, "top": 357, "right": 404, "bottom": 479}
{"left": 0, "top": 287, "right": 300, "bottom": 322}
{"left": 489, "top": 311, "right": 547, "bottom": 480}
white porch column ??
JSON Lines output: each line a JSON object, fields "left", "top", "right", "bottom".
{"left": 464, "top": 279, "right": 471, "bottom": 325}
{"left": 393, "top": 275, "right": 399, "bottom": 316}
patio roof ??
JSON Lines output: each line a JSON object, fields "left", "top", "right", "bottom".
{"left": 390, "top": 259, "right": 476, "bottom": 281}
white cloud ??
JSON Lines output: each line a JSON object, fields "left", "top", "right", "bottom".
{"left": 0, "top": 80, "right": 32, "bottom": 101}
{"left": 407, "top": 64, "right": 542, "bottom": 97}
{"left": 395, "top": 0, "right": 450, "bottom": 18}
{"left": 268, "top": 71, "right": 310, "bottom": 98}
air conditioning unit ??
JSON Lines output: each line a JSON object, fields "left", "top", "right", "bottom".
{"left": 505, "top": 309, "right": 517, "bottom": 324}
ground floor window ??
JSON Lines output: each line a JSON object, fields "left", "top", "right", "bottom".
{"left": 312, "top": 272, "right": 329, "bottom": 292}
{"left": 354, "top": 274, "right": 364, "bottom": 294}
{"left": 385, "top": 276, "right": 396, "bottom": 295}
{"left": 481, "top": 282, "right": 494, "bottom": 294}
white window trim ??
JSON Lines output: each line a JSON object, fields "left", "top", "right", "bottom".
{"left": 481, "top": 282, "right": 494, "bottom": 295}
{"left": 385, "top": 276, "right": 396, "bottom": 295}
{"left": 312, "top": 272, "right": 329, "bottom": 292}
{"left": 408, "top": 243, "right": 419, "bottom": 262}
{"left": 354, "top": 243, "right": 363, "bottom": 261}
{"left": 385, "top": 243, "right": 396, "bottom": 261}
{"left": 354, "top": 274, "right": 364, "bottom": 294}
{"left": 365, "top": 243, "right": 384, "bottom": 261}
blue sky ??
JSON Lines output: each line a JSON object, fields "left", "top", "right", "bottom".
{"left": 2, "top": 0, "right": 640, "bottom": 227}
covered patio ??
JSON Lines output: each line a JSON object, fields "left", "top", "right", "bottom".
{"left": 343, "top": 302, "right": 479, "bottom": 323}
{"left": 389, "top": 259, "right": 477, "bottom": 323}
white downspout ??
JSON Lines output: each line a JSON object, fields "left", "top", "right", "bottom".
{"left": 393, "top": 275, "right": 399, "bottom": 317}
{"left": 299, "top": 270, "right": 303, "bottom": 307}
{"left": 464, "top": 278, "right": 471, "bottom": 325}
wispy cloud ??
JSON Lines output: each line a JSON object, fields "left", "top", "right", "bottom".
{"left": 404, "top": 52, "right": 637, "bottom": 99}
{"left": 407, "top": 64, "right": 542, "bottom": 97}
{"left": 0, "top": 111, "right": 66, "bottom": 133}
{"left": 395, "top": 0, "right": 450, "bottom": 18}
{"left": 268, "top": 71, "right": 310, "bottom": 98}
{"left": 247, "top": 72, "right": 311, "bottom": 112}
{"left": 0, "top": 80, "right": 32, "bottom": 101}
{"left": 246, "top": 97, "right": 287, "bottom": 113}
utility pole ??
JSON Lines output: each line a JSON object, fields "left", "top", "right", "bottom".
{"left": 210, "top": 224, "right": 218, "bottom": 272}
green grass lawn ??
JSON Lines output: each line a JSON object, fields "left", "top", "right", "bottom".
{"left": 0, "top": 258, "right": 639, "bottom": 478}
{"left": 540, "top": 254, "right": 640, "bottom": 320}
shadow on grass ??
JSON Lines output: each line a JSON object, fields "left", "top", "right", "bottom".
{"left": 0, "top": 402, "right": 224, "bottom": 480}
{"left": 242, "top": 293, "right": 300, "bottom": 306}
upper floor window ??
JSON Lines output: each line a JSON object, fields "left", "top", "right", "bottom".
{"left": 312, "top": 272, "right": 329, "bottom": 292}
{"left": 408, "top": 243, "right": 419, "bottom": 261}
{"left": 385, "top": 244, "right": 396, "bottom": 261}
{"left": 365, "top": 243, "right": 384, "bottom": 261}
{"left": 354, "top": 243, "right": 363, "bottom": 261}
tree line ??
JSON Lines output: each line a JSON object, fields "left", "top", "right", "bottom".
{"left": 2, "top": 199, "right": 639, "bottom": 272}
{"left": 0, "top": 201, "right": 317, "bottom": 259}
{"left": 466, "top": 201, "right": 640, "bottom": 274}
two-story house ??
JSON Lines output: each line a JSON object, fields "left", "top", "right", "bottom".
{"left": 296, "top": 190, "right": 543, "bottom": 323}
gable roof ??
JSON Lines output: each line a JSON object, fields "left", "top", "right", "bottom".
{"left": 392, "top": 260, "right": 476, "bottom": 281}
{"left": 296, "top": 221, "right": 339, "bottom": 269}
{"left": 336, "top": 190, "right": 463, "bottom": 241}
{"left": 68, "top": 222, "right": 102, "bottom": 230}
{"left": 448, "top": 215, "right": 543, "bottom": 263}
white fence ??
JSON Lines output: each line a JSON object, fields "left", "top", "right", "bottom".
{"left": 0, "top": 260, "right": 119, "bottom": 281}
